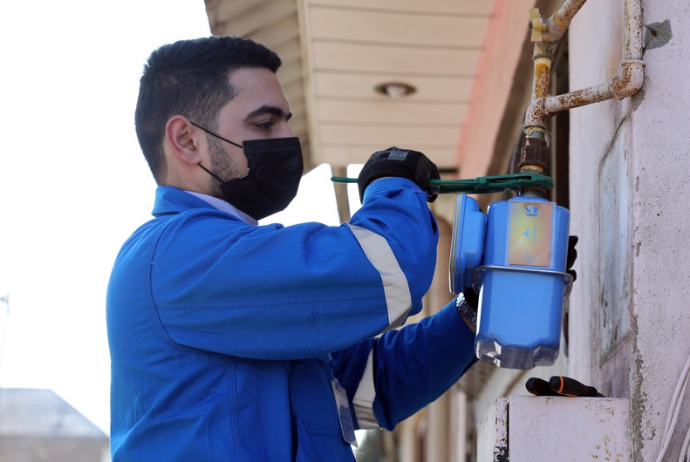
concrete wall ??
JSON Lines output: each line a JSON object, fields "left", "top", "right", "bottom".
{"left": 568, "top": 0, "right": 690, "bottom": 460}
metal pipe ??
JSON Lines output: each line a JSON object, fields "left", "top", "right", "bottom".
{"left": 525, "top": 0, "right": 645, "bottom": 129}
{"left": 625, "top": 0, "right": 644, "bottom": 61}
{"left": 543, "top": 83, "right": 612, "bottom": 115}
{"left": 542, "top": 0, "right": 589, "bottom": 42}
{"left": 520, "top": 37, "right": 554, "bottom": 176}
{"left": 532, "top": 42, "right": 553, "bottom": 101}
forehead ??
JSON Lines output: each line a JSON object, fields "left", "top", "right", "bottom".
{"left": 224, "top": 67, "right": 290, "bottom": 118}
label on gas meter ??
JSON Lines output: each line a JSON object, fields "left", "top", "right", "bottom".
{"left": 508, "top": 201, "right": 552, "bottom": 267}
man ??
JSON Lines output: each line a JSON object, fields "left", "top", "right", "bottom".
{"left": 107, "top": 36, "right": 477, "bottom": 461}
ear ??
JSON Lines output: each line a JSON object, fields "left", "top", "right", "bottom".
{"left": 165, "top": 115, "right": 204, "bottom": 165}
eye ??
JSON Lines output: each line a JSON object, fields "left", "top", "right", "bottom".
{"left": 255, "top": 121, "right": 275, "bottom": 131}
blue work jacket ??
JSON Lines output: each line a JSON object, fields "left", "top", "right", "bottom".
{"left": 107, "top": 179, "right": 476, "bottom": 461}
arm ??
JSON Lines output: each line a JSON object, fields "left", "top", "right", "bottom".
{"left": 152, "top": 178, "right": 439, "bottom": 359}
{"left": 331, "top": 297, "right": 477, "bottom": 431}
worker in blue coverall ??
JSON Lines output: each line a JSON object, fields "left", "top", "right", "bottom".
{"left": 106, "top": 36, "right": 479, "bottom": 461}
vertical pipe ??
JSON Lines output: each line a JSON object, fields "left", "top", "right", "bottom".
{"left": 625, "top": 0, "right": 644, "bottom": 60}
{"left": 532, "top": 43, "right": 552, "bottom": 101}
{"left": 520, "top": 38, "right": 552, "bottom": 179}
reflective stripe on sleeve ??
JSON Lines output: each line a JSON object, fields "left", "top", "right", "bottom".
{"left": 346, "top": 223, "right": 412, "bottom": 328}
{"left": 352, "top": 349, "right": 378, "bottom": 428}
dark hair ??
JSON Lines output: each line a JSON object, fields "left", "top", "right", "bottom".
{"left": 135, "top": 36, "right": 282, "bottom": 183}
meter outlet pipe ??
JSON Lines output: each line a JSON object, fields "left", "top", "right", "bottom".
{"left": 524, "top": 0, "right": 645, "bottom": 130}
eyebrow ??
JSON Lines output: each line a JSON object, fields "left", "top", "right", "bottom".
{"left": 245, "top": 105, "right": 293, "bottom": 122}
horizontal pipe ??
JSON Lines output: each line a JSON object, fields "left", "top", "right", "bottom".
{"left": 544, "top": 83, "right": 612, "bottom": 114}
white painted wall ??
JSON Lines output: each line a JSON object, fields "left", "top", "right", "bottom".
{"left": 568, "top": 0, "right": 690, "bottom": 460}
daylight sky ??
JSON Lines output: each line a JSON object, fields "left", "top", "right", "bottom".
{"left": 0, "top": 1, "right": 345, "bottom": 433}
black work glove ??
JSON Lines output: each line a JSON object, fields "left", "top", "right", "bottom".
{"left": 357, "top": 147, "right": 440, "bottom": 203}
{"left": 456, "top": 289, "right": 479, "bottom": 333}
{"left": 463, "top": 288, "right": 479, "bottom": 311}
{"left": 566, "top": 235, "right": 578, "bottom": 281}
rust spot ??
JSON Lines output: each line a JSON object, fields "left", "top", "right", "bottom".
{"left": 534, "top": 61, "right": 551, "bottom": 99}
{"left": 519, "top": 133, "right": 549, "bottom": 172}
{"left": 610, "top": 76, "right": 628, "bottom": 98}
{"left": 557, "top": 0, "right": 586, "bottom": 23}
{"left": 556, "top": 91, "right": 590, "bottom": 109}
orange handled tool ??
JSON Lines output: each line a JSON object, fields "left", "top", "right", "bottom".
{"left": 526, "top": 376, "right": 605, "bottom": 397}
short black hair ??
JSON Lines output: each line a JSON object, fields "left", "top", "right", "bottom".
{"left": 134, "top": 36, "right": 282, "bottom": 183}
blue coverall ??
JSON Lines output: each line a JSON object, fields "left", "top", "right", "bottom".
{"left": 107, "top": 178, "right": 476, "bottom": 461}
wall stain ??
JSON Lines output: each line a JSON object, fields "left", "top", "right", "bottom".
{"left": 494, "top": 446, "right": 508, "bottom": 462}
{"left": 632, "top": 88, "right": 645, "bottom": 111}
{"left": 631, "top": 316, "right": 650, "bottom": 461}
{"left": 645, "top": 20, "right": 673, "bottom": 51}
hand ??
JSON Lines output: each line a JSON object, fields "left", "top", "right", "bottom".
{"left": 463, "top": 288, "right": 479, "bottom": 311}
{"left": 566, "top": 235, "right": 578, "bottom": 281}
{"left": 357, "top": 147, "right": 440, "bottom": 203}
{"left": 456, "top": 289, "right": 479, "bottom": 333}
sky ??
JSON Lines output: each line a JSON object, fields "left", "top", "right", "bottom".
{"left": 0, "top": 1, "right": 350, "bottom": 434}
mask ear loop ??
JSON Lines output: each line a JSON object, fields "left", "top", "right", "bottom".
{"left": 189, "top": 120, "right": 244, "bottom": 149}
{"left": 198, "top": 163, "right": 226, "bottom": 183}
{"left": 190, "top": 120, "right": 247, "bottom": 183}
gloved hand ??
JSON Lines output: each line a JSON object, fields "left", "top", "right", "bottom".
{"left": 463, "top": 288, "right": 479, "bottom": 311}
{"left": 566, "top": 235, "right": 578, "bottom": 281}
{"left": 456, "top": 289, "right": 479, "bottom": 333}
{"left": 357, "top": 147, "right": 440, "bottom": 203}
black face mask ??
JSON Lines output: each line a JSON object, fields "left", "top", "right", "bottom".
{"left": 191, "top": 122, "right": 304, "bottom": 220}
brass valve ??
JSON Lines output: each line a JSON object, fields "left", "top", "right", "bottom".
{"left": 529, "top": 8, "right": 547, "bottom": 42}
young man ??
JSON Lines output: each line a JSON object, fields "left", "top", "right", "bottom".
{"left": 107, "top": 36, "right": 477, "bottom": 461}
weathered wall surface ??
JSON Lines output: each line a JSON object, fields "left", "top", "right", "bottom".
{"left": 569, "top": 0, "right": 690, "bottom": 460}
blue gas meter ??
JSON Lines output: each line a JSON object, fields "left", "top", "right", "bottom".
{"left": 450, "top": 194, "right": 574, "bottom": 369}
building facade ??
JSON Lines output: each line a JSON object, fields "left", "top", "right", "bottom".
{"left": 204, "top": 0, "right": 690, "bottom": 460}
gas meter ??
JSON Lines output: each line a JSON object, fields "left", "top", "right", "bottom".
{"left": 450, "top": 193, "right": 573, "bottom": 369}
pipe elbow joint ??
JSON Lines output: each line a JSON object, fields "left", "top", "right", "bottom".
{"left": 542, "top": 23, "right": 567, "bottom": 43}
{"left": 610, "top": 60, "right": 645, "bottom": 100}
{"left": 524, "top": 97, "right": 549, "bottom": 129}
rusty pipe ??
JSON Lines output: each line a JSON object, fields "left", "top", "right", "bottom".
{"left": 521, "top": 47, "right": 552, "bottom": 175}
{"left": 542, "top": 0, "right": 589, "bottom": 42}
{"left": 531, "top": 41, "right": 553, "bottom": 101}
{"left": 520, "top": 43, "right": 552, "bottom": 179}
{"left": 525, "top": 0, "right": 645, "bottom": 129}
{"left": 542, "top": 60, "right": 644, "bottom": 116}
